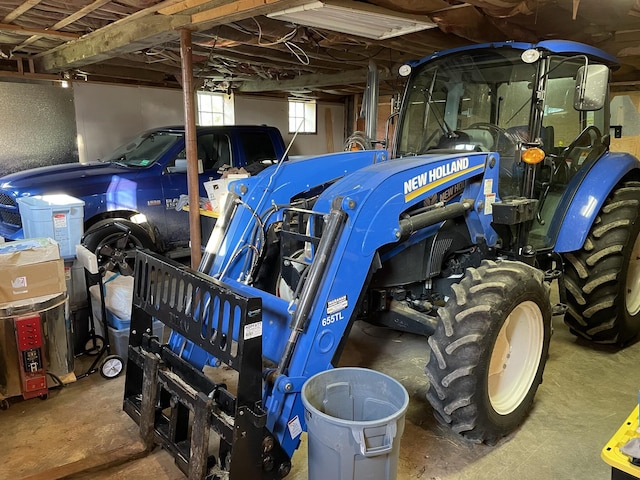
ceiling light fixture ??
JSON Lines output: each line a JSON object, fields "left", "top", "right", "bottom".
{"left": 267, "top": 0, "right": 436, "bottom": 40}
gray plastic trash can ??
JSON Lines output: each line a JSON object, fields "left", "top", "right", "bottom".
{"left": 301, "top": 367, "right": 409, "bottom": 480}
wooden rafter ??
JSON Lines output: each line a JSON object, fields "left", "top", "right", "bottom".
{"left": 191, "top": 0, "right": 311, "bottom": 26}
{"left": 0, "top": 23, "right": 81, "bottom": 41}
{"left": 159, "top": 0, "right": 222, "bottom": 16}
{"left": 1, "top": 0, "right": 44, "bottom": 23}
{"left": 15, "top": 0, "right": 112, "bottom": 51}
{"left": 238, "top": 68, "right": 393, "bottom": 92}
{"left": 35, "top": 14, "right": 190, "bottom": 72}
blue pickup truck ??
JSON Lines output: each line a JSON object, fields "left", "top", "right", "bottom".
{"left": 0, "top": 125, "right": 287, "bottom": 263}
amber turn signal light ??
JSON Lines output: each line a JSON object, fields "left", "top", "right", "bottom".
{"left": 521, "top": 147, "right": 545, "bottom": 164}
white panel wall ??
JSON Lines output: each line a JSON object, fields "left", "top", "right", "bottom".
{"left": 73, "top": 83, "right": 184, "bottom": 163}
{"left": 73, "top": 83, "right": 346, "bottom": 163}
{"left": 234, "top": 95, "right": 346, "bottom": 156}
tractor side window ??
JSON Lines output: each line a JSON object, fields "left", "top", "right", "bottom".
{"left": 542, "top": 57, "right": 606, "bottom": 153}
{"left": 543, "top": 75, "right": 581, "bottom": 151}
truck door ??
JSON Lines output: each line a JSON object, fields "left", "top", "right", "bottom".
{"left": 160, "top": 132, "right": 231, "bottom": 247}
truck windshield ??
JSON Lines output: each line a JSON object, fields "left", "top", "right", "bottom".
{"left": 104, "top": 131, "right": 182, "bottom": 167}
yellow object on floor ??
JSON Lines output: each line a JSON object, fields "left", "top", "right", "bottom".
{"left": 602, "top": 405, "right": 640, "bottom": 479}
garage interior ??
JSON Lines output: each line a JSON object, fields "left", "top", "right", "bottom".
{"left": 2, "top": 1, "right": 640, "bottom": 479}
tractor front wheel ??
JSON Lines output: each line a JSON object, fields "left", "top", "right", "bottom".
{"left": 564, "top": 181, "right": 640, "bottom": 345}
{"left": 425, "top": 259, "right": 552, "bottom": 444}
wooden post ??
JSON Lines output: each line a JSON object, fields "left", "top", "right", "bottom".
{"left": 180, "top": 28, "right": 202, "bottom": 268}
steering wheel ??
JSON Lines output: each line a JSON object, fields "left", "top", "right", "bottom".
{"left": 561, "top": 125, "right": 602, "bottom": 159}
{"left": 466, "top": 122, "right": 517, "bottom": 154}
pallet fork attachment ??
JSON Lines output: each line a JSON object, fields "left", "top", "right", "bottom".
{"left": 123, "top": 250, "right": 283, "bottom": 479}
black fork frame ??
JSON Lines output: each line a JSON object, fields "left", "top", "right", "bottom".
{"left": 123, "top": 250, "right": 266, "bottom": 479}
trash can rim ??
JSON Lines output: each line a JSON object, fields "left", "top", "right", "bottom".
{"left": 301, "top": 366, "right": 410, "bottom": 427}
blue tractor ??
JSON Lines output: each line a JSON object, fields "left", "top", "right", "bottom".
{"left": 123, "top": 40, "right": 640, "bottom": 478}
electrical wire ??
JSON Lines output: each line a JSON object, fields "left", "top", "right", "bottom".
{"left": 253, "top": 18, "right": 298, "bottom": 46}
{"left": 285, "top": 41, "right": 310, "bottom": 65}
{"left": 252, "top": 18, "right": 309, "bottom": 65}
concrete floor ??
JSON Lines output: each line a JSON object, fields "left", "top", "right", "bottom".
{"left": 1, "top": 313, "right": 639, "bottom": 480}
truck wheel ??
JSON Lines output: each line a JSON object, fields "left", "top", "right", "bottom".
{"left": 82, "top": 219, "right": 154, "bottom": 274}
{"left": 425, "top": 259, "right": 551, "bottom": 444}
{"left": 563, "top": 181, "right": 640, "bottom": 345}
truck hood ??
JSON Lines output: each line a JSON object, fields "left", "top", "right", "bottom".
{"left": 0, "top": 161, "right": 143, "bottom": 195}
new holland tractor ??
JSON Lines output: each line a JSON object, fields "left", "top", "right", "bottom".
{"left": 122, "top": 40, "right": 640, "bottom": 479}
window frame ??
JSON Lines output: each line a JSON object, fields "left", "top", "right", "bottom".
{"left": 288, "top": 99, "right": 317, "bottom": 134}
{"left": 196, "top": 91, "right": 235, "bottom": 126}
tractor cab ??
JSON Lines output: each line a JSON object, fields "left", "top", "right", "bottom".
{"left": 393, "top": 41, "right": 617, "bottom": 250}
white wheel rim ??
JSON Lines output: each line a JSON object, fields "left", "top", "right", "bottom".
{"left": 625, "top": 233, "right": 640, "bottom": 316}
{"left": 102, "top": 358, "right": 123, "bottom": 378}
{"left": 488, "top": 300, "right": 544, "bottom": 415}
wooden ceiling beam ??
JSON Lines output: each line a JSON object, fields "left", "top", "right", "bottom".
{"left": 159, "top": 0, "right": 229, "bottom": 16}
{"left": 0, "top": 22, "right": 80, "bottom": 41}
{"left": 77, "top": 63, "right": 176, "bottom": 83}
{"left": 35, "top": 14, "right": 190, "bottom": 72}
{"left": 15, "top": 0, "right": 112, "bottom": 51}
{"left": 202, "top": 49, "right": 318, "bottom": 74}
{"left": 1, "top": 0, "right": 44, "bottom": 23}
{"left": 214, "top": 44, "right": 345, "bottom": 71}
{"left": 190, "top": 0, "right": 311, "bottom": 27}
{"left": 238, "top": 68, "right": 394, "bottom": 92}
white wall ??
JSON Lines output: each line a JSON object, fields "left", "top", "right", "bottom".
{"left": 73, "top": 83, "right": 184, "bottom": 163}
{"left": 234, "top": 95, "right": 346, "bottom": 156}
{"left": 73, "top": 83, "right": 346, "bottom": 162}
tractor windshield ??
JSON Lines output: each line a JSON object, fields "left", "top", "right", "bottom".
{"left": 395, "top": 48, "right": 538, "bottom": 159}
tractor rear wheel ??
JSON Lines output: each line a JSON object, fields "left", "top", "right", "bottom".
{"left": 425, "top": 259, "right": 551, "bottom": 444}
{"left": 563, "top": 181, "right": 640, "bottom": 345}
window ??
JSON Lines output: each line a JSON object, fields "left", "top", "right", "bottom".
{"left": 288, "top": 99, "right": 316, "bottom": 133}
{"left": 240, "top": 131, "right": 278, "bottom": 166}
{"left": 169, "top": 134, "right": 231, "bottom": 173}
{"left": 197, "top": 91, "right": 235, "bottom": 126}
{"left": 105, "top": 131, "right": 181, "bottom": 167}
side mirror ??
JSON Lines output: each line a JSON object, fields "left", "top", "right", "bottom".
{"left": 574, "top": 64, "right": 609, "bottom": 111}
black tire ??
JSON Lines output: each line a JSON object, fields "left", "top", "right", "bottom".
{"left": 563, "top": 181, "right": 640, "bottom": 345}
{"left": 100, "top": 355, "right": 124, "bottom": 379}
{"left": 425, "top": 259, "right": 552, "bottom": 444}
{"left": 82, "top": 219, "right": 154, "bottom": 274}
{"left": 84, "top": 335, "right": 105, "bottom": 356}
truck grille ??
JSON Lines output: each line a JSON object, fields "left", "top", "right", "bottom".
{"left": 0, "top": 191, "right": 21, "bottom": 229}
{"left": 0, "top": 210, "right": 21, "bottom": 227}
{"left": 0, "top": 192, "right": 16, "bottom": 207}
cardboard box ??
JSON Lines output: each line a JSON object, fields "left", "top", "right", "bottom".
{"left": 0, "top": 238, "right": 66, "bottom": 304}
{"left": 204, "top": 173, "right": 248, "bottom": 213}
